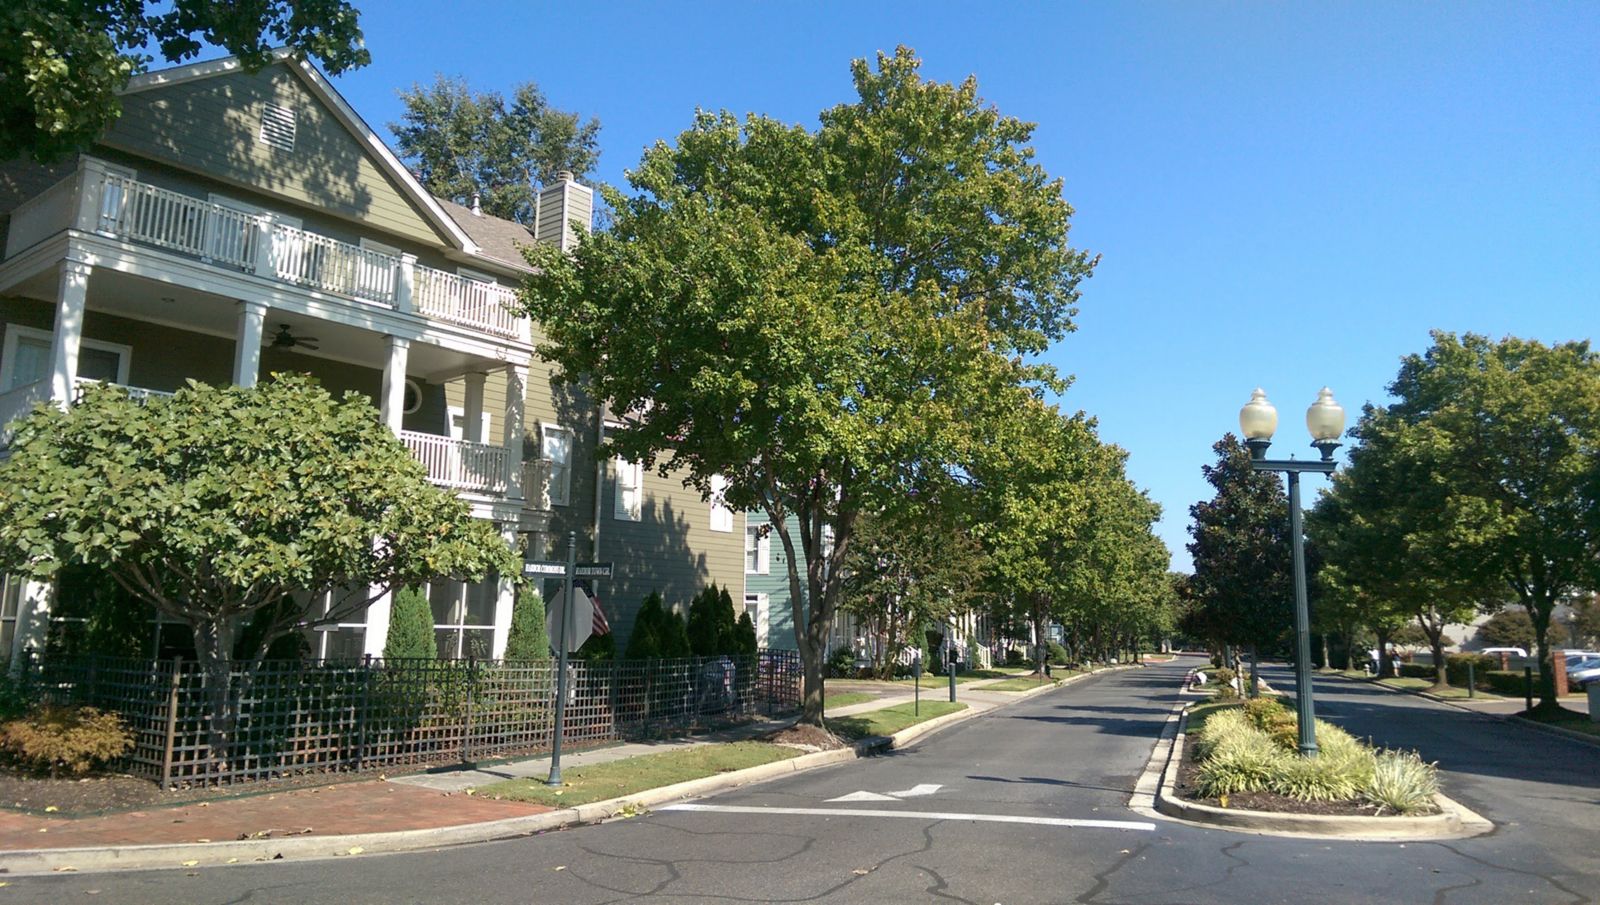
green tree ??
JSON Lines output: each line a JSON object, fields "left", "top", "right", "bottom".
{"left": 686, "top": 582, "right": 738, "bottom": 657}
{"left": 2, "top": 0, "right": 369, "bottom": 162}
{"left": 391, "top": 75, "right": 600, "bottom": 223}
{"left": 733, "top": 611, "right": 757, "bottom": 658}
{"left": 503, "top": 586, "right": 550, "bottom": 660}
{"left": 383, "top": 587, "right": 436, "bottom": 661}
{"left": 520, "top": 48, "right": 1095, "bottom": 726}
{"left": 1371, "top": 332, "right": 1600, "bottom": 711}
{"left": 0, "top": 376, "right": 516, "bottom": 758}
{"left": 1187, "top": 435, "right": 1295, "bottom": 684}
{"left": 1476, "top": 608, "right": 1540, "bottom": 651}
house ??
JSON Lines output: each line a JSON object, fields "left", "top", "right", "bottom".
{"left": 0, "top": 52, "right": 745, "bottom": 662}
{"left": 742, "top": 511, "right": 856, "bottom": 655}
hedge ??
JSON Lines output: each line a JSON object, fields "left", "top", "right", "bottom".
{"left": 1397, "top": 664, "right": 1435, "bottom": 679}
{"left": 1484, "top": 670, "right": 1530, "bottom": 696}
{"left": 1445, "top": 653, "right": 1498, "bottom": 689}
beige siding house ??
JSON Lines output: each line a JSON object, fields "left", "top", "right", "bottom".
{"left": 0, "top": 52, "right": 743, "bottom": 661}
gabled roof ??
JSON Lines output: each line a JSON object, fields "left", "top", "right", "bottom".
{"left": 434, "top": 197, "right": 537, "bottom": 273}
{"left": 121, "top": 50, "right": 480, "bottom": 257}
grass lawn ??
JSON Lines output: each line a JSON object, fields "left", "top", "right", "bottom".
{"left": 893, "top": 674, "right": 990, "bottom": 688}
{"left": 823, "top": 692, "right": 877, "bottom": 710}
{"left": 828, "top": 701, "right": 966, "bottom": 741}
{"left": 1519, "top": 708, "right": 1600, "bottom": 738}
{"left": 475, "top": 741, "right": 800, "bottom": 807}
{"left": 984, "top": 674, "right": 1069, "bottom": 692}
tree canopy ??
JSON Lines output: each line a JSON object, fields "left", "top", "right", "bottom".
{"left": 519, "top": 47, "right": 1096, "bottom": 725}
{"left": 391, "top": 75, "right": 600, "bottom": 223}
{"left": 2, "top": 0, "right": 370, "bottom": 162}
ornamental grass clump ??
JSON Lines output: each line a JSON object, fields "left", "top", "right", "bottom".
{"left": 1364, "top": 749, "right": 1440, "bottom": 815}
{"left": 1193, "top": 710, "right": 1284, "bottom": 797}
{"left": 0, "top": 705, "right": 132, "bottom": 776}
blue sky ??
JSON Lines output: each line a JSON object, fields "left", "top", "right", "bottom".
{"left": 328, "top": 3, "right": 1598, "bottom": 571}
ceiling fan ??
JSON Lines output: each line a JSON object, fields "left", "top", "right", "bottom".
{"left": 269, "top": 323, "right": 320, "bottom": 351}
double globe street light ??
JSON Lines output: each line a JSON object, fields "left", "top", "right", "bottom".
{"left": 1238, "top": 387, "right": 1346, "bottom": 757}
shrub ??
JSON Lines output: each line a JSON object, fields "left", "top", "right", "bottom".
{"left": 733, "top": 612, "right": 758, "bottom": 657}
{"left": 384, "top": 587, "right": 436, "bottom": 660}
{"left": 625, "top": 592, "right": 667, "bottom": 660}
{"left": 503, "top": 586, "right": 550, "bottom": 661}
{"left": 1364, "top": 750, "right": 1439, "bottom": 814}
{"left": 574, "top": 630, "right": 615, "bottom": 663}
{"left": 1004, "top": 648, "right": 1027, "bottom": 667}
{"left": 1445, "top": 653, "right": 1496, "bottom": 688}
{"left": 687, "top": 583, "right": 739, "bottom": 657}
{"left": 1243, "top": 697, "right": 1298, "bottom": 750}
{"left": 1046, "top": 641, "right": 1069, "bottom": 665}
{"left": 1397, "top": 664, "right": 1434, "bottom": 679}
{"left": 1484, "top": 670, "right": 1528, "bottom": 696}
{"left": 827, "top": 645, "right": 857, "bottom": 678}
{"left": 0, "top": 673, "right": 32, "bottom": 722}
{"left": 0, "top": 706, "right": 132, "bottom": 776}
{"left": 1193, "top": 711, "right": 1282, "bottom": 796}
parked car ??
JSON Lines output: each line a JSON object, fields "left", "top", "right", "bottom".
{"left": 1480, "top": 646, "right": 1527, "bottom": 659}
{"left": 1567, "top": 657, "right": 1600, "bottom": 690}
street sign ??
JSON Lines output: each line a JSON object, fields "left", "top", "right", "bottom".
{"left": 523, "top": 561, "right": 566, "bottom": 577}
{"left": 574, "top": 562, "right": 613, "bottom": 578}
{"left": 547, "top": 585, "right": 593, "bottom": 653}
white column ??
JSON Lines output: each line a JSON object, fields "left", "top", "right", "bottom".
{"left": 48, "top": 259, "right": 90, "bottom": 405}
{"left": 502, "top": 363, "right": 527, "bottom": 501}
{"left": 463, "top": 371, "right": 486, "bottom": 443}
{"left": 363, "top": 587, "right": 392, "bottom": 659}
{"left": 11, "top": 579, "right": 56, "bottom": 664}
{"left": 490, "top": 523, "right": 519, "bottom": 659}
{"left": 380, "top": 336, "right": 409, "bottom": 434}
{"left": 73, "top": 158, "right": 110, "bottom": 233}
{"left": 233, "top": 300, "right": 268, "bottom": 388}
{"left": 395, "top": 253, "right": 416, "bottom": 314}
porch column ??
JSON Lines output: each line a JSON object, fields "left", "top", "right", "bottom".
{"left": 48, "top": 259, "right": 90, "bottom": 405}
{"left": 232, "top": 299, "right": 268, "bottom": 388}
{"left": 490, "top": 523, "right": 519, "bottom": 659}
{"left": 462, "top": 371, "right": 486, "bottom": 443}
{"left": 380, "top": 336, "right": 409, "bottom": 434}
{"left": 363, "top": 587, "right": 392, "bottom": 659}
{"left": 395, "top": 253, "right": 416, "bottom": 314}
{"left": 502, "top": 363, "right": 528, "bottom": 501}
{"left": 10, "top": 579, "right": 56, "bottom": 665}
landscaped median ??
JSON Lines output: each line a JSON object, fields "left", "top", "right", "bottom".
{"left": 1149, "top": 697, "right": 1492, "bottom": 840}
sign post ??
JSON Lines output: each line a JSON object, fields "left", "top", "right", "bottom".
{"left": 547, "top": 533, "right": 577, "bottom": 786}
{"left": 525, "top": 540, "right": 614, "bottom": 788}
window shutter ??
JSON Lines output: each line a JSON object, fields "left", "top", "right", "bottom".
{"left": 614, "top": 456, "right": 642, "bottom": 521}
{"left": 259, "top": 103, "right": 297, "bottom": 152}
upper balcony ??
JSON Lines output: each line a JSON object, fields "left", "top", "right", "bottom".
{"left": 3, "top": 163, "right": 527, "bottom": 343}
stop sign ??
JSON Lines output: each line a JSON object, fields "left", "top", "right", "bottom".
{"left": 546, "top": 583, "right": 594, "bottom": 654}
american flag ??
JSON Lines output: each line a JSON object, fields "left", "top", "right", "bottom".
{"left": 576, "top": 579, "right": 611, "bottom": 636}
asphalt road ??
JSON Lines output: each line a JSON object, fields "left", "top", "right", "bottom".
{"left": 9, "top": 659, "right": 1597, "bottom": 904}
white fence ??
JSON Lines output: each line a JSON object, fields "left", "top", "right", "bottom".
{"left": 399, "top": 430, "right": 511, "bottom": 495}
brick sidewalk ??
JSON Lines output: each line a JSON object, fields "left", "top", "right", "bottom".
{"left": 0, "top": 780, "right": 550, "bottom": 851}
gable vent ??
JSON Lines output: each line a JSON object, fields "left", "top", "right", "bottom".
{"left": 258, "top": 103, "right": 297, "bottom": 152}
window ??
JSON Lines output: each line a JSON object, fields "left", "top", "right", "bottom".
{"left": 429, "top": 576, "right": 498, "bottom": 659}
{"left": 541, "top": 425, "right": 572, "bottom": 506}
{"left": 709, "top": 475, "right": 733, "bottom": 532}
{"left": 745, "top": 523, "right": 770, "bottom": 575}
{"left": 743, "top": 594, "right": 769, "bottom": 647}
{"left": 258, "top": 102, "right": 297, "bottom": 152}
{"left": 613, "top": 456, "right": 642, "bottom": 521}
{"left": 1, "top": 324, "right": 131, "bottom": 392}
{"left": 0, "top": 574, "right": 22, "bottom": 660}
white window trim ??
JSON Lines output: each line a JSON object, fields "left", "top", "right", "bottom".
{"left": 745, "top": 523, "right": 770, "bottom": 575}
{"left": 744, "top": 593, "right": 770, "bottom": 645}
{"left": 1, "top": 324, "right": 132, "bottom": 391}
{"left": 613, "top": 455, "right": 643, "bottom": 521}
{"left": 540, "top": 424, "right": 573, "bottom": 507}
{"left": 402, "top": 378, "right": 423, "bottom": 415}
{"left": 709, "top": 475, "right": 733, "bottom": 533}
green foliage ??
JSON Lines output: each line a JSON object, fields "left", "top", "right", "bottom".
{"left": 826, "top": 645, "right": 858, "bottom": 678}
{"left": 1364, "top": 750, "right": 1440, "bottom": 814}
{"left": 51, "top": 564, "right": 152, "bottom": 659}
{"left": 0, "top": 673, "right": 32, "bottom": 722}
{"left": 384, "top": 587, "right": 435, "bottom": 661}
{"left": 1193, "top": 705, "right": 1419, "bottom": 807}
{"left": 1484, "top": 670, "right": 1529, "bottom": 696}
{"left": 1477, "top": 608, "right": 1539, "bottom": 650}
{"left": 1, "top": 0, "right": 369, "bottom": 162}
{"left": 504, "top": 586, "right": 550, "bottom": 661}
{"left": 0, "top": 705, "right": 131, "bottom": 776}
{"left": 686, "top": 583, "right": 739, "bottom": 657}
{"left": 1397, "top": 664, "right": 1434, "bottom": 679}
{"left": 1445, "top": 653, "right": 1497, "bottom": 688}
{"left": 733, "top": 611, "right": 757, "bottom": 658}
{"left": 573, "top": 630, "right": 614, "bottom": 663}
{"left": 235, "top": 598, "right": 311, "bottom": 661}
{"left": 1046, "top": 641, "right": 1069, "bottom": 665}
{"left": 625, "top": 592, "right": 690, "bottom": 660}
{"left": 1186, "top": 436, "right": 1293, "bottom": 650}
{"left": 519, "top": 47, "right": 1095, "bottom": 725}
{"left": 391, "top": 75, "right": 600, "bottom": 223}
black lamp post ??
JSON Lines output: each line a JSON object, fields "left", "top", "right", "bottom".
{"left": 1238, "top": 387, "right": 1346, "bottom": 757}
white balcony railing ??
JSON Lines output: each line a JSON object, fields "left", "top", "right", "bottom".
{"left": 400, "top": 430, "right": 511, "bottom": 495}
{"left": 71, "top": 377, "right": 176, "bottom": 404}
{"left": 0, "top": 379, "right": 51, "bottom": 443}
{"left": 87, "top": 171, "right": 522, "bottom": 339}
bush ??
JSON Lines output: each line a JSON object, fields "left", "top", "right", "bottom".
{"left": 503, "top": 586, "right": 550, "bottom": 661}
{"left": 733, "top": 612, "right": 757, "bottom": 657}
{"left": 574, "top": 630, "right": 615, "bottom": 663}
{"left": 1004, "top": 648, "right": 1027, "bottom": 667}
{"left": 827, "top": 645, "right": 857, "bottom": 678}
{"left": 1046, "top": 641, "right": 1069, "bottom": 665}
{"left": 0, "top": 705, "right": 132, "bottom": 776}
{"left": 1397, "top": 664, "right": 1435, "bottom": 680}
{"left": 1484, "top": 670, "right": 1529, "bottom": 696}
{"left": 687, "top": 583, "right": 739, "bottom": 657}
{"left": 1445, "top": 653, "right": 1496, "bottom": 688}
{"left": 1243, "top": 697, "right": 1298, "bottom": 750}
{"left": 384, "top": 587, "right": 436, "bottom": 661}
{"left": 0, "top": 673, "right": 32, "bottom": 722}
{"left": 1364, "top": 750, "right": 1439, "bottom": 814}
{"left": 625, "top": 592, "right": 667, "bottom": 659}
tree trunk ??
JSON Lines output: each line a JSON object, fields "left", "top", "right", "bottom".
{"left": 1529, "top": 592, "right": 1560, "bottom": 713}
{"left": 1320, "top": 634, "right": 1331, "bottom": 672}
{"left": 1248, "top": 644, "right": 1260, "bottom": 698}
{"left": 1425, "top": 621, "right": 1448, "bottom": 690}
{"left": 192, "top": 618, "right": 236, "bottom": 775}
{"left": 1374, "top": 627, "right": 1393, "bottom": 678}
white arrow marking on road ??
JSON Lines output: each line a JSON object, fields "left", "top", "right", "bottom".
{"left": 659, "top": 803, "right": 1155, "bottom": 832}
{"left": 828, "top": 791, "right": 899, "bottom": 802}
{"left": 888, "top": 783, "right": 942, "bottom": 798}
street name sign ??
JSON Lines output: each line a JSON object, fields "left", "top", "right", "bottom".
{"left": 523, "top": 561, "right": 567, "bottom": 577}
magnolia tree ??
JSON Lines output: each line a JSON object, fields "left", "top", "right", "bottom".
{"left": 520, "top": 48, "right": 1096, "bottom": 726}
{"left": 0, "top": 376, "right": 518, "bottom": 757}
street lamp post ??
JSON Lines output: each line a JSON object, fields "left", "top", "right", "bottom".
{"left": 1238, "top": 387, "right": 1346, "bottom": 758}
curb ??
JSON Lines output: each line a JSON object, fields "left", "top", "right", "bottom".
{"left": 0, "top": 671, "right": 1107, "bottom": 876}
{"left": 1509, "top": 715, "right": 1600, "bottom": 750}
{"left": 1138, "top": 699, "right": 1493, "bottom": 841}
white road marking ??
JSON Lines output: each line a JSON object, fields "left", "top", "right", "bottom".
{"left": 888, "top": 783, "right": 942, "bottom": 797}
{"left": 659, "top": 803, "right": 1156, "bottom": 831}
{"left": 828, "top": 791, "right": 899, "bottom": 802}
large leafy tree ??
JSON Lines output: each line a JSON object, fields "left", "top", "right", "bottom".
{"left": 1373, "top": 332, "right": 1600, "bottom": 711}
{"left": 1187, "top": 434, "right": 1295, "bottom": 680}
{"left": 0, "top": 376, "right": 518, "bottom": 756}
{"left": 391, "top": 75, "right": 600, "bottom": 224}
{"left": 520, "top": 47, "right": 1095, "bottom": 726}
{"left": 2, "top": 0, "right": 369, "bottom": 162}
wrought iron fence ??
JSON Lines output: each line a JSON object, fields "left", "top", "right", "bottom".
{"left": 17, "top": 649, "right": 802, "bottom": 788}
